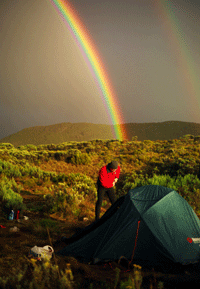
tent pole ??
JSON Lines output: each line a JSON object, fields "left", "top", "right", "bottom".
{"left": 128, "top": 220, "right": 141, "bottom": 270}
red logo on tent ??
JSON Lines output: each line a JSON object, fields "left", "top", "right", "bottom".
{"left": 187, "top": 237, "right": 193, "bottom": 243}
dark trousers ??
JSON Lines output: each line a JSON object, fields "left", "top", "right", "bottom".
{"left": 95, "top": 184, "right": 116, "bottom": 221}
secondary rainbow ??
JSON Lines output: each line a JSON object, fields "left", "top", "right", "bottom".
{"left": 49, "top": 0, "right": 128, "bottom": 140}
{"left": 154, "top": 0, "right": 200, "bottom": 122}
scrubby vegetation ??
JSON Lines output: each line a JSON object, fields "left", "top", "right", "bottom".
{"left": 0, "top": 135, "right": 200, "bottom": 288}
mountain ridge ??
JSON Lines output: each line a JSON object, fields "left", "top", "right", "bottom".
{"left": 1, "top": 121, "right": 200, "bottom": 146}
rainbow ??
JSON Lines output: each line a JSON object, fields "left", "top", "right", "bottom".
{"left": 154, "top": 0, "right": 200, "bottom": 122}
{"left": 49, "top": 0, "right": 128, "bottom": 140}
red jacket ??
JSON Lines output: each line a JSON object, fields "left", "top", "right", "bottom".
{"left": 98, "top": 165, "right": 120, "bottom": 188}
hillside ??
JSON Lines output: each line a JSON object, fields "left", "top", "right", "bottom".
{"left": 0, "top": 123, "right": 114, "bottom": 147}
{"left": 1, "top": 121, "right": 200, "bottom": 146}
{"left": 126, "top": 121, "right": 200, "bottom": 141}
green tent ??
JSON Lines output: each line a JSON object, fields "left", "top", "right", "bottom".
{"left": 56, "top": 185, "right": 200, "bottom": 266}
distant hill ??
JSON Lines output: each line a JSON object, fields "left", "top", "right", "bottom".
{"left": 1, "top": 121, "right": 200, "bottom": 147}
{"left": 126, "top": 121, "right": 200, "bottom": 142}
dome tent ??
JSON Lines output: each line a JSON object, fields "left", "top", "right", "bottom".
{"left": 56, "top": 185, "right": 200, "bottom": 266}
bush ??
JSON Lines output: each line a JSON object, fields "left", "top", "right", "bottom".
{"left": 18, "top": 144, "right": 37, "bottom": 151}
{"left": 0, "top": 160, "right": 22, "bottom": 178}
{"left": 37, "top": 150, "right": 49, "bottom": 161}
{"left": 73, "top": 152, "right": 91, "bottom": 165}
{"left": 54, "top": 151, "right": 68, "bottom": 161}
{"left": 0, "top": 143, "right": 14, "bottom": 149}
{"left": 66, "top": 149, "right": 91, "bottom": 165}
{"left": 121, "top": 173, "right": 200, "bottom": 211}
{"left": 144, "top": 174, "right": 177, "bottom": 190}
{"left": 43, "top": 187, "right": 83, "bottom": 216}
{"left": 132, "top": 136, "right": 138, "bottom": 141}
{"left": 0, "top": 176, "right": 26, "bottom": 213}
{"left": 43, "top": 173, "right": 96, "bottom": 216}
{"left": 120, "top": 172, "right": 148, "bottom": 193}
{"left": 85, "top": 145, "right": 96, "bottom": 153}
{"left": 64, "top": 173, "right": 97, "bottom": 198}
{"left": 43, "top": 190, "right": 68, "bottom": 214}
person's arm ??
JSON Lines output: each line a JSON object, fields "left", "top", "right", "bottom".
{"left": 113, "top": 179, "right": 117, "bottom": 186}
{"left": 112, "top": 167, "right": 120, "bottom": 186}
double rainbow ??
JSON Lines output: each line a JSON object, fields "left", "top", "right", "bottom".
{"left": 49, "top": 0, "right": 128, "bottom": 140}
{"left": 154, "top": 0, "right": 200, "bottom": 121}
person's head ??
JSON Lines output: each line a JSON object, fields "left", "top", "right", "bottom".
{"left": 108, "top": 161, "right": 118, "bottom": 172}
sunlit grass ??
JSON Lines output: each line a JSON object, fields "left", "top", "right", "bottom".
{"left": 0, "top": 136, "right": 200, "bottom": 287}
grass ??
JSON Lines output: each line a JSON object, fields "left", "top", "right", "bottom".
{"left": 1, "top": 136, "right": 200, "bottom": 288}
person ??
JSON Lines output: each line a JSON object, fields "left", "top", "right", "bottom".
{"left": 95, "top": 160, "right": 120, "bottom": 221}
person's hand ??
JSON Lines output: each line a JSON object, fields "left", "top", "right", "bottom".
{"left": 113, "top": 178, "right": 118, "bottom": 186}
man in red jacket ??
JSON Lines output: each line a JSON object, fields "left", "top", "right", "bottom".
{"left": 95, "top": 160, "right": 120, "bottom": 221}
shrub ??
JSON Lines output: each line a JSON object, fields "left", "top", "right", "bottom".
{"left": 0, "top": 143, "right": 14, "bottom": 149}
{"left": 44, "top": 190, "right": 68, "bottom": 214}
{"left": 50, "top": 172, "right": 63, "bottom": 183}
{"left": 174, "top": 174, "right": 200, "bottom": 204}
{"left": 122, "top": 173, "right": 200, "bottom": 212}
{"left": 64, "top": 173, "right": 97, "bottom": 198}
{"left": 119, "top": 172, "right": 147, "bottom": 194}
{"left": 9, "top": 149, "right": 38, "bottom": 163}
{"left": 43, "top": 173, "right": 97, "bottom": 216}
{"left": 0, "top": 176, "right": 26, "bottom": 212}
{"left": 23, "top": 178, "right": 37, "bottom": 189}
{"left": 43, "top": 187, "right": 83, "bottom": 216}
{"left": 85, "top": 145, "right": 96, "bottom": 153}
{"left": 23, "top": 164, "right": 42, "bottom": 178}
{"left": 54, "top": 151, "right": 68, "bottom": 161}
{"left": 74, "top": 152, "right": 91, "bottom": 165}
{"left": 144, "top": 174, "right": 177, "bottom": 190}
{"left": 132, "top": 136, "right": 138, "bottom": 141}
{"left": 21, "top": 144, "right": 38, "bottom": 151}
{"left": 0, "top": 160, "right": 22, "bottom": 178}
{"left": 66, "top": 149, "right": 91, "bottom": 165}
{"left": 37, "top": 150, "right": 49, "bottom": 161}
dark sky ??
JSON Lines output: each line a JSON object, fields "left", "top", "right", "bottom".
{"left": 1, "top": 0, "right": 200, "bottom": 139}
